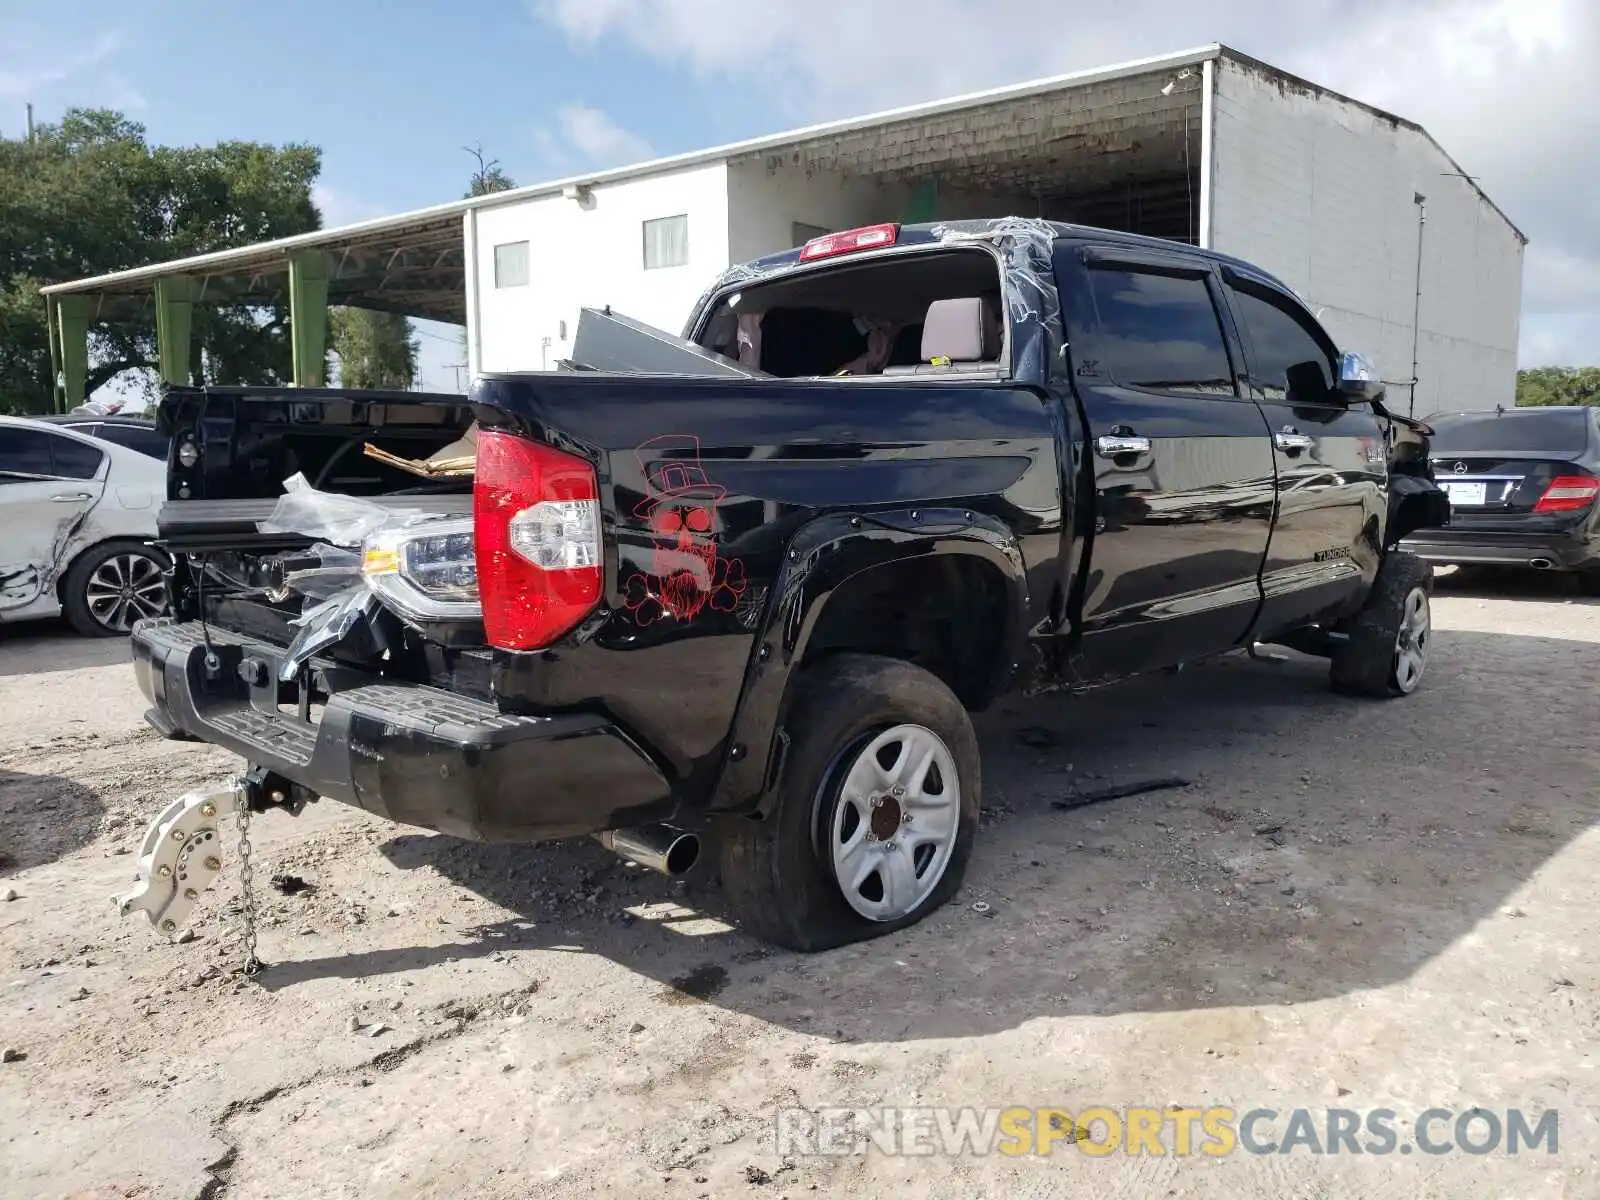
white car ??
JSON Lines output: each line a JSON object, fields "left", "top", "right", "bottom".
{"left": 0, "top": 414, "right": 169, "bottom": 637}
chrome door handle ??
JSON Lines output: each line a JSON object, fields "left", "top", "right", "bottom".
{"left": 1273, "top": 429, "right": 1315, "bottom": 453}
{"left": 50, "top": 492, "right": 93, "bottom": 502}
{"left": 1095, "top": 434, "right": 1151, "bottom": 457}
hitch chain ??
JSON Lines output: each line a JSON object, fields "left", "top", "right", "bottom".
{"left": 235, "top": 799, "right": 262, "bottom": 977}
{"left": 114, "top": 776, "right": 267, "bottom": 978}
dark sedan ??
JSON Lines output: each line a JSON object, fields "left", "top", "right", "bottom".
{"left": 38, "top": 413, "right": 169, "bottom": 460}
{"left": 1401, "top": 405, "right": 1600, "bottom": 590}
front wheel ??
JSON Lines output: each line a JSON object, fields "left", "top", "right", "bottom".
{"left": 62, "top": 541, "right": 170, "bottom": 638}
{"left": 1329, "top": 552, "right": 1432, "bottom": 697}
{"left": 717, "top": 654, "right": 980, "bottom": 951}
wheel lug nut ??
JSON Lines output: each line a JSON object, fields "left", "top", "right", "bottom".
{"left": 891, "top": 786, "right": 906, "bottom": 798}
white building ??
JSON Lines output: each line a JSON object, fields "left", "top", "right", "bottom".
{"left": 463, "top": 45, "right": 1524, "bottom": 415}
{"left": 45, "top": 44, "right": 1525, "bottom": 416}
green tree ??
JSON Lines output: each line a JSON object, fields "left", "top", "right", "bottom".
{"left": 464, "top": 144, "right": 515, "bottom": 198}
{"left": 330, "top": 307, "right": 418, "bottom": 389}
{"left": 0, "top": 108, "right": 321, "bottom": 413}
{"left": 1516, "top": 366, "right": 1600, "bottom": 407}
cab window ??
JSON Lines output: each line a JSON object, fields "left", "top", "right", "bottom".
{"left": 1084, "top": 266, "right": 1235, "bottom": 395}
{"left": 1228, "top": 284, "right": 1339, "bottom": 406}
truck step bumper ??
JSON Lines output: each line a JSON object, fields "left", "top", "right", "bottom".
{"left": 131, "top": 619, "right": 674, "bottom": 842}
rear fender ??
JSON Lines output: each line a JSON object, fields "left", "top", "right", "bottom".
{"left": 707, "top": 508, "right": 1029, "bottom": 815}
{"left": 1377, "top": 406, "right": 1449, "bottom": 548}
{"left": 1386, "top": 475, "right": 1451, "bottom": 548}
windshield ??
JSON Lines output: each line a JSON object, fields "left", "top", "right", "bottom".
{"left": 1426, "top": 409, "right": 1591, "bottom": 455}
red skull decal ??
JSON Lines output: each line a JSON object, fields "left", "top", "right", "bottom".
{"left": 623, "top": 435, "right": 746, "bottom": 625}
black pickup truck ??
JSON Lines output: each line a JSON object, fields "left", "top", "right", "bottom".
{"left": 119, "top": 218, "right": 1447, "bottom": 951}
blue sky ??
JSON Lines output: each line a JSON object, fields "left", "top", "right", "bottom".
{"left": 0, "top": 1, "right": 778, "bottom": 224}
{"left": 1, "top": 1, "right": 796, "bottom": 393}
{"left": 4, "top": 0, "right": 1595, "bottom": 394}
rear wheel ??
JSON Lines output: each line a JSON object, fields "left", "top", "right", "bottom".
{"left": 62, "top": 541, "right": 169, "bottom": 638}
{"left": 717, "top": 654, "right": 980, "bottom": 951}
{"left": 1329, "top": 552, "right": 1432, "bottom": 697}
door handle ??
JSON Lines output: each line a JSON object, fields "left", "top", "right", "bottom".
{"left": 50, "top": 492, "right": 93, "bottom": 502}
{"left": 1095, "top": 434, "right": 1152, "bottom": 458}
{"left": 1273, "top": 429, "right": 1316, "bottom": 453}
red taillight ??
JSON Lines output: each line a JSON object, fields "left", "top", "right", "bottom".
{"left": 797, "top": 223, "right": 899, "bottom": 262}
{"left": 1533, "top": 475, "right": 1600, "bottom": 513}
{"left": 473, "top": 430, "right": 603, "bottom": 651}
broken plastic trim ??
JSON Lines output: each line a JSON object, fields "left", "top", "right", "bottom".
{"left": 278, "top": 585, "right": 383, "bottom": 683}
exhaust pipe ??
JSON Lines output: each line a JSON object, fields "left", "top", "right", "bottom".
{"left": 1529, "top": 557, "right": 1555, "bottom": 570}
{"left": 594, "top": 825, "right": 701, "bottom": 876}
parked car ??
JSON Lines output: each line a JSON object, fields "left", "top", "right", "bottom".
{"left": 39, "top": 412, "right": 170, "bottom": 461}
{"left": 117, "top": 219, "right": 1447, "bottom": 951}
{"left": 0, "top": 415, "right": 170, "bottom": 636}
{"left": 1401, "top": 405, "right": 1600, "bottom": 590}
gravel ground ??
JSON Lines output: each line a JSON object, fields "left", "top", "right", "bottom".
{"left": 1, "top": 568, "right": 1596, "bottom": 1199}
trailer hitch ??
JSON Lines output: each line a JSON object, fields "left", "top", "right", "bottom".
{"left": 114, "top": 769, "right": 307, "bottom": 940}
{"left": 114, "top": 780, "right": 249, "bottom": 936}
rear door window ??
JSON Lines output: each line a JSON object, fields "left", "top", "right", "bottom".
{"left": 50, "top": 435, "right": 106, "bottom": 480}
{"left": 1429, "top": 410, "right": 1592, "bottom": 455}
{"left": 1084, "top": 266, "right": 1235, "bottom": 395}
{"left": 1227, "top": 284, "right": 1337, "bottom": 406}
{"left": 0, "top": 430, "right": 59, "bottom": 480}
{"left": 98, "top": 424, "right": 169, "bottom": 459}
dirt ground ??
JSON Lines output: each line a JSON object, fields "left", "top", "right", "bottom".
{"left": 1, "top": 569, "right": 1596, "bottom": 1199}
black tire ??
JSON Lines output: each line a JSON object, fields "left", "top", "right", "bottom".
{"left": 1575, "top": 568, "right": 1600, "bottom": 597}
{"left": 61, "top": 541, "right": 170, "bottom": 638}
{"left": 1329, "top": 551, "right": 1433, "bottom": 697}
{"left": 717, "top": 654, "right": 981, "bottom": 952}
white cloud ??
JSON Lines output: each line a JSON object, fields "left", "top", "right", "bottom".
{"left": 533, "top": 102, "right": 655, "bottom": 174}
{"left": 531, "top": 0, "right": 1599, "bottom": 366}
{"left": 558, "top": 103, "right": 656, "bottom": 166}
{"left": 0, "top": 26, "right": 124, "bottom": 108}
{"left": 312, "top": 183, "right": 388, "bottom": 230}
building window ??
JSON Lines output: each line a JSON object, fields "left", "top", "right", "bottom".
{"left": 494, "top": 241, "right": 530, "bottom": 289}
{"left": 643, "top": 215, "right": 689, "bottom": 270}
{"left": 792, "top": 222, "right": 830, "bottom": 247}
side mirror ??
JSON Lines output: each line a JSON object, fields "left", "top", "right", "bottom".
{"left": 1337, "top": 351, "right": 1386, "bottom": 403}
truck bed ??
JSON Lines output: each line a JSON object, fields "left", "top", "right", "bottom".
{"left": 157, "top": 495, "right": 474, "bottom": 551}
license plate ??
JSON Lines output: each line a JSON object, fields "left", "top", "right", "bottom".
{"left": 1441, "top": 481, "right": 1486, "bottom": 506}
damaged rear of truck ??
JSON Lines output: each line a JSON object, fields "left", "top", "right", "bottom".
{"left": 121, "top": 219, "right": 1446, "bottom": 953}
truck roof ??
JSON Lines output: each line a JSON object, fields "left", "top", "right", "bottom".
{"left": 729, "top": 217, "right": 1299, "bottom": 299}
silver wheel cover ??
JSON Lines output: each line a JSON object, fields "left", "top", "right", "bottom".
{"left": 1392, "top": 586, "right": 1430, "bottom": 694}
{"left": 827, "top": 723, "right": 961, "bottom": 922}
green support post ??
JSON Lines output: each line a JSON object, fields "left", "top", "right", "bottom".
{"left": 288, "top": 250, "right": 331, "bottom": 387}
{"left": 154, "top": 276, "right": 197, "bottom": 387}
{"left": 45, "top": 298, "right": 62, "bottom": 413}
{"left": 54, "top": 295, "right": 89, "bottom": 412}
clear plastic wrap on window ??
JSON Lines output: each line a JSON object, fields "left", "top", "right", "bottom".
{"left": 258, "top": 473, "right": 426, "bottom": 548}
{"left": 932, "top": 217, "right": 1066, "bottom": 375}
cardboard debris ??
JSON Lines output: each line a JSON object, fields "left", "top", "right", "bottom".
{"left": 360, "top": 445, "right": 475, "bottom": 478}
{"left": 361, "top": 423, "right": 478, "bottom": 478}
